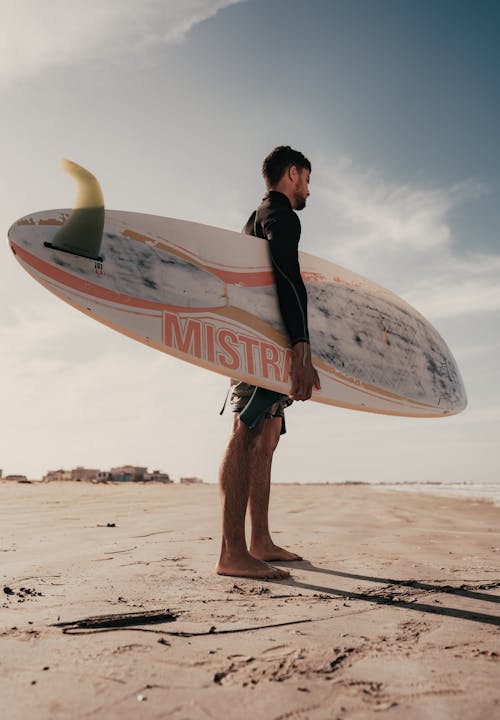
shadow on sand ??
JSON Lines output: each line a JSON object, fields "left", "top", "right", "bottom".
{"left": 270, "top": 561, "right": 500, "bottom": 627}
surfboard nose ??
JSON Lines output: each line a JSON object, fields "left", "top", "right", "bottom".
{"left": 45, "top": 160, "right": 104, "bottom": 260}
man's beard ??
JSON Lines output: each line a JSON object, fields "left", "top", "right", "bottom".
{"left": 294, "top": 193, "right": 306, "bottom": 211}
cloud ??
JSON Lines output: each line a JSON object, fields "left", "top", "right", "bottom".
{"left": 310, "top": 157, "right": 498, "bottom": 320}
{"left": 403, "top": 255, "right": 500, "bottom": 319}
{"left": 314, "top": 157, "right": 486, "bottom": 263}
{"left": 0, "top": 0, "right": 245, "bottom": 84}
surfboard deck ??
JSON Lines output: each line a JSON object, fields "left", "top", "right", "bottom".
{"left": 8, "top": 207, "right": 466, "bottom": 418}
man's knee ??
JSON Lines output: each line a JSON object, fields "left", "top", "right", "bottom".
{"left": 231, "top": 414, "right": 261, "bottom": 449}
{"left": 255, "top": 417, "right": 282, "bottom": 455}
{"left": 232, "top": 415, "right": 281, "bottom": 454}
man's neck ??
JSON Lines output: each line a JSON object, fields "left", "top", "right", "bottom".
{"left": 267, "top": 187, "right": 293, "bottom": 206}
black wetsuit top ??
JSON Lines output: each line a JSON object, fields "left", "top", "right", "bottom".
{"left": 243, "top": 191, "right": 310, "bottom": 347}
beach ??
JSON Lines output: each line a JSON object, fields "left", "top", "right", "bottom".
{"left": 1, "top": 480, "right": 499, "bottom": 720}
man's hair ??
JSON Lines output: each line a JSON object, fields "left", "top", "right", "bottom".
{"left": 262, "top": 146, "right": 311, "bottom": 189}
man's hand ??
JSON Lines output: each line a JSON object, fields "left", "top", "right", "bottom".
{"left": 289, "top": 342, "right": 321, "bottom": 401}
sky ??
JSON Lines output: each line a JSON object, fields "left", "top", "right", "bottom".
{"left": 1, "top": 0, "right": 499, "bottom": 487}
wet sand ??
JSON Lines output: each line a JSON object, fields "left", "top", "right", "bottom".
{"left": 1, "top": 481, "right": 499, "bottom": 719}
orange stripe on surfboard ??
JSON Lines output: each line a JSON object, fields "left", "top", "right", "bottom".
{"left": 123, "top": 229, "right": 275, "bottom": 287}
{"left": 11, "top": 242, "right": 224, "bottom": 315}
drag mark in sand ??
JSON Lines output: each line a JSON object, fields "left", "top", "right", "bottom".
{"left": 53, "top": 609, "right": 315, "bottom": 637}
{"left": 131, "top": 529, "right": 175, "bottom": 538}
{"left": 119, "top": 555, "right": 188, "bottom": 567}
{"left": 103, "top": 546, "right": 138, "bottom": 555}
{"left": 15, "top": 575, "right": 61, "bottom": 583}
{"left": 161, "top": 617, "right": 314, "bottom": 638}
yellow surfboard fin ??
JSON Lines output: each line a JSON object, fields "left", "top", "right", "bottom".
{"left": 48, "top": 159, "right": 105, "bottom": 260}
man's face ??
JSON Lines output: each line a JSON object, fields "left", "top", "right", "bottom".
{"left": 291, "top": 167, "right": 310, "bottom": 211}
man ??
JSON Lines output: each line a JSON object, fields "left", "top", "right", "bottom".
{"left": 217, "top": 146, "right": 320, "bottom": 579}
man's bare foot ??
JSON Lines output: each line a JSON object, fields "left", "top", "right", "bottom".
{"left": 216, "top": 551, "right": 290, "bottom": 579}
{"left": 249, "top": 542, "right": 303, "bottom": 562}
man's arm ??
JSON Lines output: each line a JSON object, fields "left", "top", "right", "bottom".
{"left": 264, "top": 211, "right": 309, "bottom": 345}
{"left": 264, "top": 212, "right": 320, "bottom": 400}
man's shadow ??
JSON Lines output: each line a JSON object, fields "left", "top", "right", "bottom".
{"left": 271, "top": 560, "right": 500, "bottom": 627}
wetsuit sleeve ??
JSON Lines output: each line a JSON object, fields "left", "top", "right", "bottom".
{"left": 261, "top": 211, "right": 310, "bottom": 346}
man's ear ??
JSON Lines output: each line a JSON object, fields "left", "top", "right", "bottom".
{"left": 288, "top": 165, "right": 298, "bottom": 182}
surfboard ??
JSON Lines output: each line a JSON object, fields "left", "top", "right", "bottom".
{"left": 7, "top": 161, "right": 466, "bottom": 418}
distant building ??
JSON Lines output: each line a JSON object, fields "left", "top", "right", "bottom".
{"left": 180, "top": 476, "right": 204, "bottom": 484}
{"left": 110, "top": 465, "right": 148, "bottom": 482}
{"left": 43, "top": 469, "right": 72, "bottom": 482}
{"left": 41, "top": 465, "right": 173, "bottom": 483}
{"left": 145, "top": 470, "right": 172, "bottom": 483}
{"left": 71, "top": 467, "right": 99, "bottom": 482}
{"left": 110, "top": 470, "right": 133, "bottom": 482}
{"left": 5, "top": 474, "right": 28, "bottom": 482}
{"left": 43, "top": 467, "right": 99, "bottom": 482}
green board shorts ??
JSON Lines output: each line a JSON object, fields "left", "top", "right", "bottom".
{"left": 229, "top": 381, "right": 292, "bottom": 435}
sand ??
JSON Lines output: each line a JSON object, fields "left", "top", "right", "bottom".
{"left": 1, "top": 481, "right": 499, "bottom": 720}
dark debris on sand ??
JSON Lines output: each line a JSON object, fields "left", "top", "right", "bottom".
{"left": 3, "top": 586, "right": 43, "bottom": 601}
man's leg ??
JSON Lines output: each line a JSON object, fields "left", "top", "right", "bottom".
{"left": 248, "top": 416, "right": 303, "bottom": 562}
{"left": 216, "top": 414, "right": 289, "bottom": 579}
